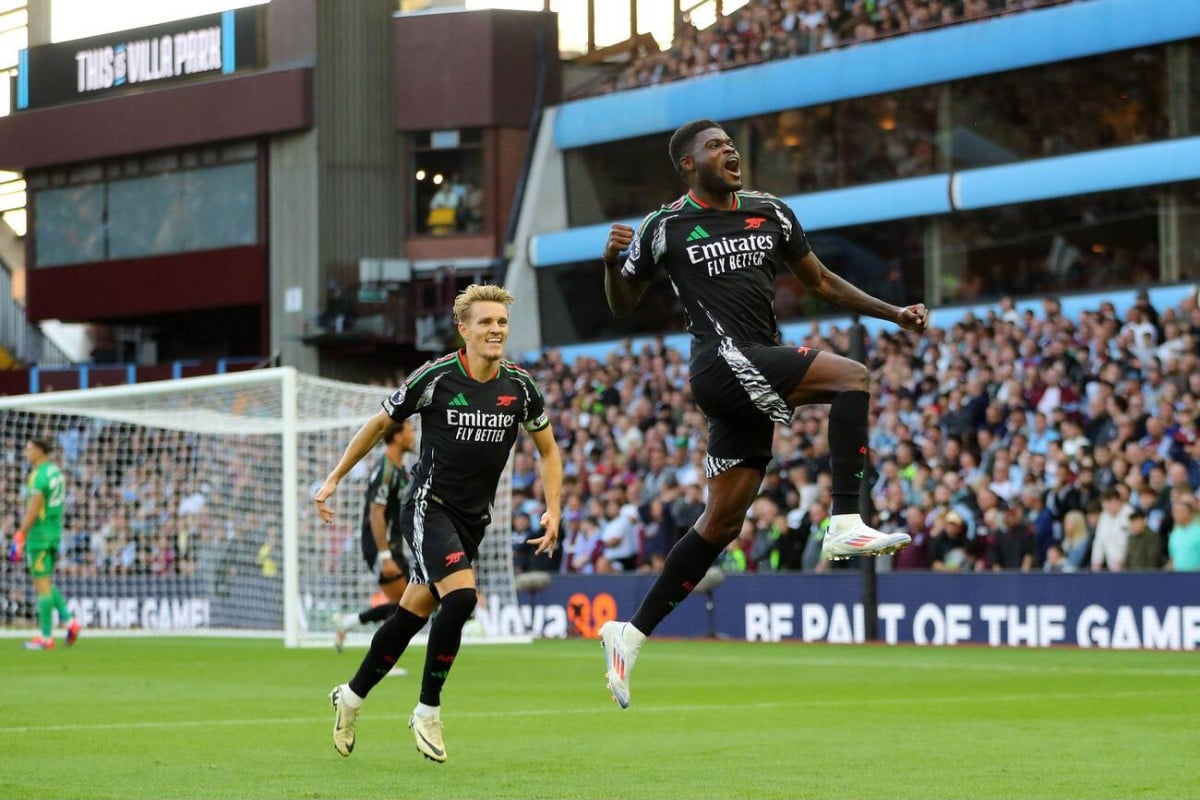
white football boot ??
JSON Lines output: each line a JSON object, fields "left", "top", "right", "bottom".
{"left": 330, "top": 685, "right": 360, "bottom": 757}
{"left": 821, "top": 514, "right": 912, "bottom": 561}
{"left": 600, "top": 621, "right": 643, "bottom": 709}
{"left": 409, "top": 712, "right": 446, "bottom": 763}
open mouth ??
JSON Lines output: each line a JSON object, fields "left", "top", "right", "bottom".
{"left": 724, "top": 155, "right": 741, "bottom": 180}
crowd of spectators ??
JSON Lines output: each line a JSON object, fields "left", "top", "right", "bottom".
{"left": 508, "top": 288, "right": 1200, "bottom": 577}
{"left": 0, "top": 426, "right": 284, "bottom": 588}
{"left": 585, "top": 0, "right": 1078, "bottom": 97}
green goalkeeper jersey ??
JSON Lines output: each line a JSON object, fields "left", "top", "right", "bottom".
{"left": 25, "top": 461, "right": 65, "bottom": 549}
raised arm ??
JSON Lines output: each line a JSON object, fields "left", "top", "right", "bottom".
{"left": 786, "top": 250, "right": 928, "bottom": 333}
{"left": 603, "top": 223, "right": 651, "bottom": 318}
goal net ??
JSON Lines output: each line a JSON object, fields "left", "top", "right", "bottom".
{"left": 0, "top": 367, "right": 519, "bottom": 647}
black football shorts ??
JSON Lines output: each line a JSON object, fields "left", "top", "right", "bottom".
{"left": 689, "top": 341, "right": 818, "bottom": 476}
{"left": 399, "top": 493, "right": 486, "bottom": 586}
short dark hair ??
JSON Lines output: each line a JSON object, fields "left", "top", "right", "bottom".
{"left": 668, "top": 118, "right": 722, "bottom": 179}
{"left": 382, "top": 423, "right": 406, "bottom": 445}
{"left": 28, "top": 437, "right": 53, "bottom": 454}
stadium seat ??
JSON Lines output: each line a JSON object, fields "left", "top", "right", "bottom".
{"left": 427, "top": 207, "right": 457, "bottom": 235}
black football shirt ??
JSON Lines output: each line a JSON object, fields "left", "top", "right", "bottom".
{"left": 621, "top": 190, "right": 812, "bottom": 357}
{"left": 359, "top": 453, "right": 408, "bottom": 554}
{"left": 382, "top": 349, "right": 550, "bottom": 522}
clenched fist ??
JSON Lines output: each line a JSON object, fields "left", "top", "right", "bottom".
{"left": 604, "top": 223, "right": 635, "bottom": 267}
{"left": 897, "top": 303, "right": 929, "bottom": 334}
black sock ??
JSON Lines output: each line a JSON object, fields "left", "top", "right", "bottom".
{"left": 828, "top": 390, "right": 870, "bottom": 515}
{"left": 419, "top": 588, "right": 477, "bottom": 706}
{"left": 348, "top": 606, "right": 427, "bottom": 698}
{"left": 630, "top": 529, "right": 722, "bottom": 636}
{"left": 358, "top": 603, "right": 398, "bottom": 625}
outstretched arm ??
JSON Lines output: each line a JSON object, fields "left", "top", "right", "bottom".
{"left": 526, "top": 425, "right": 563, "bottom": 556}
{"left": 314, "top": 409, "right": 393, "bottom": 523}
{"left": 603, "top": 223, "right": 651, "bottom": 318}
{"left": 786, "top": 251, "right": 927, "bottom": 333}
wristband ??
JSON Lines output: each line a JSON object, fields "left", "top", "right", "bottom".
{"left": 375, "top": 551, "right": 393, "bottom": 569}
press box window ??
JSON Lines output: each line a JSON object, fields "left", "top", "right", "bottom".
{"left": 410, "top": 128, "right": 484, "bottom": 236}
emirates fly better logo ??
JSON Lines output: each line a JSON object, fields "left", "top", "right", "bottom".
{"left": 447, "top": 409, "right": 517, "bottom": 442}
{"left": 685, "top": 233, "right": 775, "bottom": 277}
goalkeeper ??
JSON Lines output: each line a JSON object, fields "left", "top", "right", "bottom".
{"left": 332, "top": 420, "right": 415, "bottom": 654}
{"left": 16, "top": 438, "right": 81, "bottom": 650}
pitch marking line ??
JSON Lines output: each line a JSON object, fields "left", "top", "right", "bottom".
{"left": 1, "top": 688, "right": 1190, "bottom": 735}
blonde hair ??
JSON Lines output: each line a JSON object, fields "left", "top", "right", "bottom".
{"left": 452, "top": 284, "right": 515, "bottom": 325}
{"left": 1062, "top": 510, "right": 1088, "bottom": 546}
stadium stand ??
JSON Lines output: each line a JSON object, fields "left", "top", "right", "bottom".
{"left": 582, "top": 0, "right": 1082, "bottom": 98}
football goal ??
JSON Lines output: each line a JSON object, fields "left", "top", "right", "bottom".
{"left": 0, "top": 367, "right": 520, "bottom": 646}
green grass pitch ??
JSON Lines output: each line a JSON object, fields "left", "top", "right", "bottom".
{"left": 2, "top": 637, "right": 1197, "bottom": 800}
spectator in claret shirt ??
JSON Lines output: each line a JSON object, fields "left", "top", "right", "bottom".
{"left": 892, "top": 506, "right": 932, "bottom": 570}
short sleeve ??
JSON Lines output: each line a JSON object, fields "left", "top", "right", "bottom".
{"left": 32, "top": 468, "right": 49, "bottom": 499}
{"left": 520, "top": 377, "right": 550, "bottom": 433}
{"left": 367, "top": 463, "right": 389, "bottom": 506}
{"left": 772, "top": 198, "right": 812, "bottom": 262}
{"left": 381, "top": 359, "right": 442, "bottom": 421}
{"left": 619, "top": 210, "right": 663, "bottom": 282}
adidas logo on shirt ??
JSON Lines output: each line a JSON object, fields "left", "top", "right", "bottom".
{"left": 685, "top": 225, "right": 710, "bottom": 242}
{"left": 449, "top": 392, "right": 469, "bottom": 407}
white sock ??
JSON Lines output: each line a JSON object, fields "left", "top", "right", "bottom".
{"left": 830, "top": 513, "right": 864, "bottom": 531}
{"left": 340, "top": 684, "right": 363, "bottom": 709}
{"left": 414, "top": 702, "right": 440, "bottom": 719}
{"left": 624, "top": 623, "right": 647, "bottom": 649}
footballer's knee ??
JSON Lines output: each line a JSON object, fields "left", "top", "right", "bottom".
{"left": 437, "top": 587, "right": 478, "bottom": 625}
{"left": 696, "top": 509, "right": 745, "bottom": 547}
{"left": 837, "top": 359, "right": 869, "bottom": 393}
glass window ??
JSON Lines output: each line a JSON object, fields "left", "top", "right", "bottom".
{"left": 106, "top": 162, "right": 257, "bottom": 260}
{"left": 410, "top": 130, "right": 484, "bottom": 236}
{"left": 807, "top": 219, "right": 926, "bottom": 314}
{"left": 747, "top": 90, "right": 940, "bottom": 195}
{"left": 34, "top": 184, "right": 106, "bottom": 267}
{"left": 1189, "top": 41, "right": 1200, "bottom": 137}
{"left": 948, "top": 48, "right": 1168, "bottom": 169}
{"left": 1179, "top": 181, "right": 1200, "bottom": 281}
{"left": 564, "top": 87, "right": 940, "bottom": 227}
{"left": 538, "top": 264, "right": 684, "bottom": 346}
{"left": 939, "top": 187, "right": 1162, "bottom": 303}
{"left": 34, "top": 161, "right": 256, "bottom": 266}
{"left": 564, "top": 133, "right": 682, "bottom": 225}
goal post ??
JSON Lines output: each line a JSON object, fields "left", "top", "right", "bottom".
{"left": 0, "top": 367, "right": 521, "bottom": 647}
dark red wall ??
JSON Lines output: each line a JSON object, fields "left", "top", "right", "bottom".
{"left": 0, "top": 67, "right": 313, "bottom": 170}
{"left": 25, "top": 245, "right": 266, "bottom": 322}
{"left": 393, "top": 10, "right": 560, "bottom": 131}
